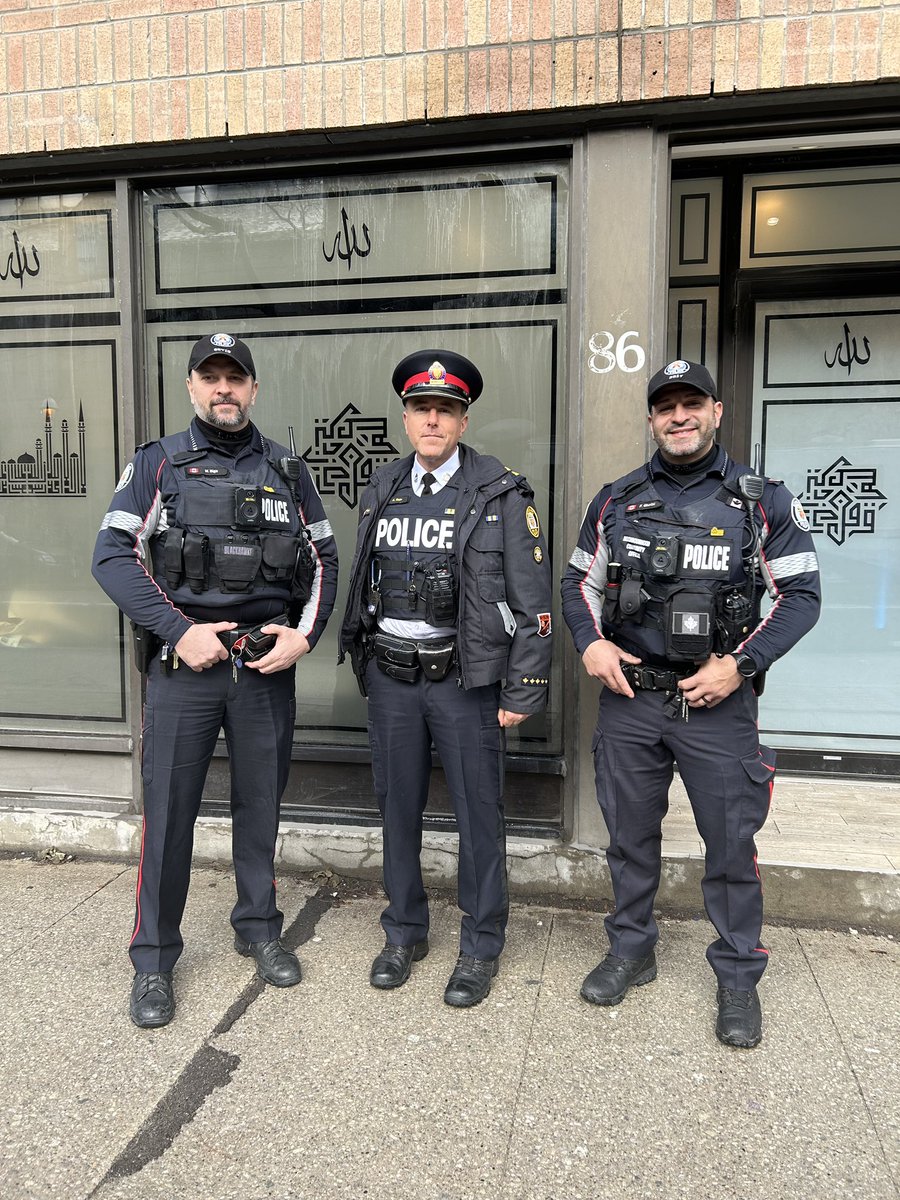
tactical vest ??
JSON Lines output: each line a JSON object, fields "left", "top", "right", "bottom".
{"left": 602, "top": 466, "right": 761, "bottom": 663}
{"left": 150, "top": 431, "right": 313, "bottom": 611}
{"left": 370, "top": 479, "right": 458, "bottom": 626}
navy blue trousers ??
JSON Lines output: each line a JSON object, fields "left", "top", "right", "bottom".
{"left": 592, "top": 681, "right": 775, "bottom": 989}
{"left": 131, "top": 653, "right": 296, "bottom": 973}
{"left": 365, "top": 661, "right": 508, "bottom": 960}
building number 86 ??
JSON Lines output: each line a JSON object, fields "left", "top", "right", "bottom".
{"left": 588, "top": 331, "right": 646, "bottom": 374}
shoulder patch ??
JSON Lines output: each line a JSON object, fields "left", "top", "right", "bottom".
{"left": 114, "top": 462, "right": 134, "bottom": 492}
{"left": 791, "top": 496, "right": 811, "bottom": 531}
{"left": 525, "top": 506, "right": 541, "bottom": 538}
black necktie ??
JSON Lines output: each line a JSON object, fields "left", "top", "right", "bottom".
{"left": 421, "top": 472, "right": 436, "bottom": 496}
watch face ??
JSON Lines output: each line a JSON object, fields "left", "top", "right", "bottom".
{"left": 736, "top": 654, "right": 757, "bottom": 677}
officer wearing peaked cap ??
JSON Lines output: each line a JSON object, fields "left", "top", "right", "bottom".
{"left": 341, "top": 349, "right": 553, "bottom": 1008}
{"left": 92, "top": 334, "right": 338, "bottom": 1028}
{"left": 562, "top": 358, "right": 821, "bottom": 1048}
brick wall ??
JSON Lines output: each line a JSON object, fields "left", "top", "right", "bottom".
{"left": 1, "top": 0, "right": 898, "bottom": 156}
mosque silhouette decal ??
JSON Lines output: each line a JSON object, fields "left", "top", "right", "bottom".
{"left": 0, "top": 404, "right": 87, "bottom": 497}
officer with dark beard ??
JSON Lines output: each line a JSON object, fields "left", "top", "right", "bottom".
{"left": 562, "top": 359, "right": 820, "bottom": 1048}
{"left": 341, "top": 350, "right": 552, "bottom": 1007}
{"left": 93, "top": 334, "right": 338, "bottom": 1028}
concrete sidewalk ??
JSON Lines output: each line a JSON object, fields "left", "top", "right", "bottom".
{"left": 1, "top": 856, "right": 897, "bottom": 1200}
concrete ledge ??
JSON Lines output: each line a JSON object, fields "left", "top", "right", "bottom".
{"left": 1, "top": 806, "right": 897, "bottom": 934}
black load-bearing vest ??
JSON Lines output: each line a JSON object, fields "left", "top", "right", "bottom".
{"left": 150, "top": 432, "right": 313, "bottom": 609}
{"left": 602, "top": 465, "right": 762, "bottom": 663}
{"left": 370, "top": 479, "right": 458, "bottom": 625}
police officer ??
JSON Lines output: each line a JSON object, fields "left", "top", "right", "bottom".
{"left": 340, "top": 350, "right": 552, "bottom": 1007}
{"left": 561, "top": 359, "right": 821, "bottom": 1048}
{"left": 92, "top": 334, "right": 338, "bottom": 1028}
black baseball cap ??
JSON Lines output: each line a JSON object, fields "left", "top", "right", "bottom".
{"left": 392, "top": 349, "right": 484, "bottom": 407}
{"left": 647, "top": 359, "right": 717, "bottom": 410}
{"left": 187, "top": 333, "right": 256, "bottom": 379}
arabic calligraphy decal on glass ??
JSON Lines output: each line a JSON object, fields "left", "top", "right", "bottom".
{"left": 322, "top": 207, "right": 372, "bottom": 271}
{"left": 302, "top": 403, "right": 399, "bottom": 509}
{"left": 799, "top": 456, "right": 887, "bottom": 546}
{"left": 824, "top": 322, "right": 872, "bottom": 376}
{"left": 0, "top": 230, "right": 41, "bottom": 289}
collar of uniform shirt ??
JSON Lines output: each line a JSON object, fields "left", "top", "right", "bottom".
{"left": 411, "top": 448, "right": 461, "bottom": 496}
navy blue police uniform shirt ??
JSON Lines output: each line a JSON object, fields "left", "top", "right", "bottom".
{"left": 92, "top": 418, "right": 338, "bottom": 648}
{"left": 561, "top": 444, "right": 821, "bottom": 670}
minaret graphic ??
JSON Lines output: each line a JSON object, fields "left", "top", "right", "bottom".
{"left": 0, "top": 401, "right": 88, "bottom": 497}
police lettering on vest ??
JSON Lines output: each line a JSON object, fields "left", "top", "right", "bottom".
{"left": 375, "top": 515, "right": 454, "bottom": 551}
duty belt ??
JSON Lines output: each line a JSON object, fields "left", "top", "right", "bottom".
{"left": 621, "top": 662, "right": 692, "bottom": 693}
{"left": 371, "top": 631, "right": 456, "bottom": 685}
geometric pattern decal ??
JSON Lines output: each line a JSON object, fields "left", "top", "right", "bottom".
{"left": 800, "top": 456, "right": 887, "bottom": 546}
{"left": 302, "top": 403, "right": 399, "bottom": 509}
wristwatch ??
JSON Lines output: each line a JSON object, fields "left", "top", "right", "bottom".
{"left": 732, "top": 652, "right": 758, "bottom": 678}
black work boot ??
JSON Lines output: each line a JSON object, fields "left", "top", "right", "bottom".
{"left": 234, "top": 935, "right": 302, "bottom": 986}
{"left": 443, "top": 954, "right": 499, "bottom": 1007}
{"left": 129, "top": 971, "right": 175, "bottom": 1028}
{"left": 370, "top": 940, "right": 429, "bottom": 989}
{"left": 715, "top": 985, "right": 762, "bottom": 1048}
{"left": 580, "top": 952, "right": 657, "bottom": 1006}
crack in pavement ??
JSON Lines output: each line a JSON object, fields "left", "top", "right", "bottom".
{"left": 90, "top": 888, "right": 335, "bottom": 1196}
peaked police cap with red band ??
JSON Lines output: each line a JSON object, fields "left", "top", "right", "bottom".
{"left": 392, "top": 349, "right": 484, "bottom": 407}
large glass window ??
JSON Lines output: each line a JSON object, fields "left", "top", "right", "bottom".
{"left": 0, "top": 193, "right": 124, "bottom": 731}
{"left": 140, "top": 162, "right": 569, "bottom": 758}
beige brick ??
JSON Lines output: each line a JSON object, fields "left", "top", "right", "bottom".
{"left": 130, "top": 17, "right": 150, "bottom": 78}
{"left": 78, "top": 91, "right": 100, "bottom": 148}
{"left": 263, "top": 67, "right": 283, "bottom": 130}
{"left": 78, "top": 26, "right": 97, "bottom": 84}
{"left": 855, "top": 12, "right": 879, "bottom": 79}
{"left": 446, "top": 48, "right": 466, "bottom": 115}
{"left": 363, "top": 56, "right": 384, "bottom": 121}
{"left": 284, "top": 62, "right": 303, "bottom": 127}
{"left": 27, "top": 92, "right": 46, "bottom": 153}
{"left": 760, "top": 20, "right": 784, "bottom": 87}
{"left": 713, "top": 21, "right": 736, "bottom": 93}
{"left": 736, "top": 19, "right": 761, "bottom": 89}
{"left": 763, "top": 0, "right": 786, "bottom": 13}
{"left": 404, "top": 52, "right": 425, "bottom": 119}
{"left": 620, "top": 31, "right": 642, "bottom": 100}
{"left": 6, "top": 33, "right": 23, "bottom": 91}
{"left": 645, "top": 32, "right": 665, "bottom": 97}
{"left": 598, "top": 33, "right": 617, "bottom": 101}
{"left": 95, "top": 21, "right": 113, "bottom": 83}
{"left": 185, "top": 13, "right": 205, "bottom": 73}
{"left": 0, "top": 38, "right": 6, "bottom": 95}
{"left": 488, "top": 44, "right": 509, "bottom": 112}
{"left": 25, "top": 26, "right": 42, "bottom": 87}
{"left": 666, "top": 26, "right": 690, "bottom": 94}
{"left": 283, "top": 1, "right": 301, "bottom": 63}
{"left": 206, "top": 10, "right": 225, "bottom": 73}
{"left": 532, "top": 0, "right": 551, "bottom": 40}
{"left": 554, "top": 0, "right": 574, "bottom": 39}
{"left": 467, "top": 0, "right": 487, "bottom": 44}
{"left": 425, "top": 50, "right": 445, "bottom": 117}
{"left": 299, "top": 62, "right": 321, "bottom": 128}
{"left": 467, "top": 45, "right": 488, "bottom": 112}
{"left": 740, "top": 0, "right": 761, "bottom": 17}
{"left": 59, "top": 28, "right": 78, "bottom": 86}
{"left": 264, "top": 5, "right": 285, "bottom": 66}
{"left": 384, "top": 54, "right": 405, "bottom": 121}
{"left": 831, "top": 12, "right": 855, "bottom": 81}
{"left": 553, "top": 36, "right": 574, "bottom": 105}
{"left": 109, "top": 1, "right": 163, "bottom": 19}
{"left": 43, "top": 91, "right": 63, "bottom": 152}
{"left": 509, "top": 42, "right": 530, "bottom": 107}
{"left": 64, "top": 4, "right": 110, "bottom": 29}
{"left": 97, "top": 83, "right": 115, "bottom": 143}
{"left": 669, "top": 0, "right": 690, "bottom": 24}
{"left": 532, "top": 40, "right": 552, "bottom": 107}
{"left": 343, "top": 0, "right": 363, "bottom": 60}
{"left": 692, "top": 0, "right": 714, "bottom": 21}
{"left": 645, "top": 0, "right": 667, "bottom": 29}
{"left": 406, "top": 0, "right": 425, "bottom": 53}
{"left": 206, "top": 72, "right": 226, "bottom": 136}
{"left": 575, "top": 0, "right": 596, "bottom": 35}
{"left": 716, "top": 0, "right": 737, "bottom": 17}
{"left": 62, "top": 88, "right": 80, "bottom": 150}
{"left": 224, "top": 7, "right": 244, "bottom": 71}
{"left": 0, "top": 113, "right": 9, "bottom": 157}
{"left": 621, "top": 0, "right": 642, "bottom": 31}
{"left": 807, "top": 12, "right": 833, "bottom": 81}
{"left": 363, "top": 0, "right": 382, "bottom": 56}
{"left": 576, "top": 34, "right": 598, "bottom": 103}
{"left": 811, "top": 0, "right": 833, "bottom": 12}
{"left": 245, "top": 71, "right": 264, "bottom": 134}
{"left": 323, "top": 62, "right": 344, "bottom": 125}
{"left": 447, "top": 0, "right": 466, "bottom": 47}
{"left": 785, "top": 16, "right": 808, "bottom": 85}
{"left": 188, "top": 74, "right": 207, "bottom": 137}
{"left": 225, "top": 72, "right": 246, "bottom": 135}
{"left": 304, "top": 0, "right": 323, "bottom": 60}
{"left": 151, "top": 15, "right": 170, "bottom": 76}
{"left": 163, "top": 0, "right": 213, "bottom": 11}
{"left": 490, "top": 0, "right": 508, "bottom": 43}
{"left": 113, "top": 21, "right": 132, "bottom": 81}
{"left": 511, "top": 0, "right": 531, "bottom": 41}
{"left": 151, "top": 78, "right": 170, "bottom": 140}
{"left": 883, "top": 11, "right": 900, "bottom": 78}
{"left": 2, "top": 10, "right": 55, "bottom": 33}
{"left": 384, "top": 0, "right": 403, "bottom": 53}
{"left": 245, "top": 5, "right": 264, "bottom": 68}
{"left": 322, "top": 0, "right": 342, "bottom": 60}
{"left": 787, "top": 0, "right": 808, "bottom": 13}
{"left": 344, "top": 60, "right": 365, "bottom": 125}
{"left": 114, "top": 82, "right": 133, "bottom": 144}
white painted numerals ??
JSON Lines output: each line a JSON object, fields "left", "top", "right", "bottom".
{"left": 588, "top": 331, "right": 646, "bottom": 374}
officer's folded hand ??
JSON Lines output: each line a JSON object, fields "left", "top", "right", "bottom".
{"left": 582, "top": 639, "right": 641, "bottom": 697}
{"left": 678, "top": 655, "right": 742, "bottom": 708}
{"left": 244, "top": 624, "right": 310, "bottom": 674}
{"left": 175, "top": 621, "right": 236, "bottom": 671}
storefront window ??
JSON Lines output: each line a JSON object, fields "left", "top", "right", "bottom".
{"left": 140, "top": 162, "right": 568, "bottom": 757}
{"left": 0, "top": 193, "right": 124, "bottom": 729}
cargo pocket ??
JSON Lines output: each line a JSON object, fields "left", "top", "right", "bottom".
{"left": 738, "top": 745, "right": 776, "bottom": 840}
{"left": 140, "top": 701, "right": 155, "bottom": 785}
{"left": 478, "top": 724, "right": 505, "bottom": 803}
{"left": 477, "top": 573, "right": 510, "bottom": 649}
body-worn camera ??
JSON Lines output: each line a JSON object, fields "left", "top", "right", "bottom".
{"left": 424, "top": 561, "right": 457, "bottom": 626}
{"left": 234, "top": 486, "right": 261, "bottom": 529}
{"left": 649, "top": 535, "right": 680, "bottom": 578}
